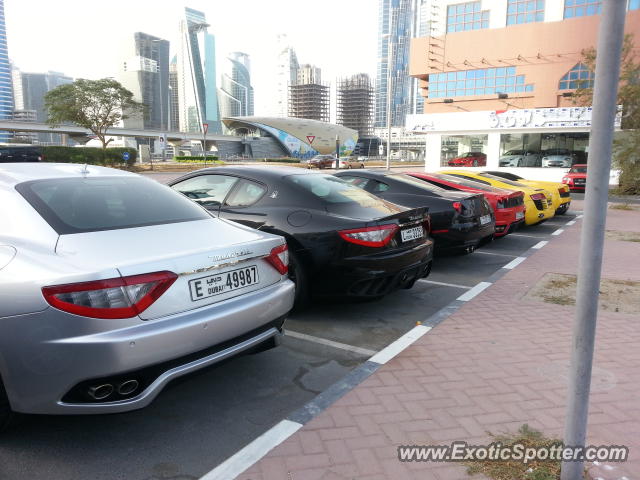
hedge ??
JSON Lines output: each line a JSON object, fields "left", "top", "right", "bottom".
{"left": 42, "top": 146, "right": 138, "bottom": 167}
{"left": 175, "top": 155, "right": 219, "bottom": 161}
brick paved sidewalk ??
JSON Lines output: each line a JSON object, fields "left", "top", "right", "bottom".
{"left": 238, "top": 206, "right": 640, "bottom": 480}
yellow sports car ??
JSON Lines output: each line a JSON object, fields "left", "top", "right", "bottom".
{"left": 439, "top": 170, "right": 556, "bottom": 225}
{"left": 482, "top": 171, "right": 571, "bottom": 214}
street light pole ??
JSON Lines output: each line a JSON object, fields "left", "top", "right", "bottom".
{"left": 385, "top": 31, "right": 393, "bottom": 171}
{"left": 560, "top": 2, "right": 627, "bottom": 479}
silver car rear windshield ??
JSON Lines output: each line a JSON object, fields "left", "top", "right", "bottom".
{"left": 16, "top": 176, "right": 210, "bottom": 234}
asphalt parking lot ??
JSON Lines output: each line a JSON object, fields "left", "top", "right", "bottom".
{"left": 0, "top": 170, "right": 581, "bottom": 480}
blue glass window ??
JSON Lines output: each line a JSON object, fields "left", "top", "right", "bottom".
{"left": 446, "top": 2, "right": 490, "bottom": 32}
{"left": 564, "top": 0, "right": 601, "bottom": 18}
{"left": 559, "top": 63, "right": 595, "bottom": 90}
{"left": 629, "top": 0, "right": 640, "bottom": 9}
{"left": 507, "top": 0, "right": 545, "bottom": 25}
{"left": 428, "top": 67, "right": 534, "bottom": 98}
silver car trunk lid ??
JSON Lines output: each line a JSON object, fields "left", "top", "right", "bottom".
{"left": 55, "top": 218, "right": 284, "bottom": 320}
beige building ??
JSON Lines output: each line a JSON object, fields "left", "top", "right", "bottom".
{"left": 407, "top": 0, "right": 639, "bottom": 176}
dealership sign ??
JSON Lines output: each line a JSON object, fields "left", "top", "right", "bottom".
{"left": 407, "top": 106, "right": 621, "bottom": 133}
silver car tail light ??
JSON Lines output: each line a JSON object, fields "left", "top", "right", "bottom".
{"left": 42, "top": 272, "right": 178, "bottom": 319}
{"left": 265, "top": 244, "right": 289, "bottom": 275}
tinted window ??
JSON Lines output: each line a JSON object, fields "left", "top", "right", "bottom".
{"left": 390, "top": 174, "right": 447, "bottom": 192}
{"left": 544, "top": 149, "right": 570, "bottom": 155}
{"left": 338, "top": 175, "right": 371, "bottom": 188}
{"left": 570, "top": 166, "right": 587, "bottom": 173}
{"left": 287, "top": 174, "right": 385, "bottom": 205}
{"left": 16, "top": 176, "right": 210, "bottom": 234}
{"left": 503, "top": 150, "right": 525, "bottom": 155}
{"left": 172, "top": 175, "right": 238, "bottom": 208}
{"left": 477, "top": 173, "right": 528, "bottom": 187}
{"left": 225, "top": 180, "right": 266, "bottom": 207}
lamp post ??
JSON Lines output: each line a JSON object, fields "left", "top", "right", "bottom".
{"left": 383, "top": 31, "right": 393, "bottom": 171}
{"left": 335, "top": 135, "right": 340, "bottom": 169}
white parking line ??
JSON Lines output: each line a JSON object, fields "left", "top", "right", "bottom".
{"left": 457, "top": 282, "right": 492, "bottom": 302}
{"left": 285, "top": 330, "right": 377, "bottom": 357}
{"left": 200, "top": 419, "right": 302, "bottom": 480}
{"left": 532, "top": 241, "right": 549, "bottom": 249}
{"left": 576, "top": 214, "right": 584, "bottom": 219}
{"left": 510, "top": 233, "right": 549, "bottom": 239}
{"left": 369, "top": 325, "right": 431, "bottom": 365}
{"left": 473, "top": 250, "right": 518, "bottom": 258}
{"left": 502, "top": 256, "right": 527, "bottom": 270}
{"left": 552, "top": 229, "right": 564, "bottom": 236}
{"left": 417, "top": 279, "right": 472, "bottom": 289}
{"left": 565, "top": 220, "right": 576, "bottom": 226}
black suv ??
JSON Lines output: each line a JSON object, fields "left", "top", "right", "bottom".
{"left": 0, "top": 146, "right": 44, "bottom": 163}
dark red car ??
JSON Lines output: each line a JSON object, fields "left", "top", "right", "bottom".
{"left": 447, "top": 152, "right": 487, "bottom": 167}
{"left": 562, "top": 164, "right": 587, "bottom": 191}
{"left": 407, "top": 172, "right": 526, "bottom": 237}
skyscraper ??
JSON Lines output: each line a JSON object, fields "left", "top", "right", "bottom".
{"left": 0, "top": 0, "right": 14, "bottom": 142}
{"left": 288, "top": 64, "right": 329, "bottom": 122}
{"left": 169, "top": 56, "right": 179, "bottom": 131}
{"left": 12, "top": 69, "right": 73, "bottom": 143}
{"left": 219, "top": 52, "right": 254, "bottom": 122}
{"left": 274, "top": 34, "right": 299, "bottom": 117}
{"left": 375, "top": 0, "right": 414, "bottom": 128}
{"left": 119, "top": 32, "right": 170, "bottom": 130}
{"left": 176, "top": 7, "right": 221, "bottom": 134}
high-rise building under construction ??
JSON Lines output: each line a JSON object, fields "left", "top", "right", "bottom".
{"left": 288, "top": 64, "right": 329, "bottom": 122}
{"left": 337, "top": 73, "right": 373, "bottom": 138}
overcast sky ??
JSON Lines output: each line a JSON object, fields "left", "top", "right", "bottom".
{"left": 5, "top": 0, "right": 379, "bottom": 116}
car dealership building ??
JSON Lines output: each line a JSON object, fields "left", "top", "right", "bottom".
{"left": 407, "top": 0, "right": 638, "bottom": 179}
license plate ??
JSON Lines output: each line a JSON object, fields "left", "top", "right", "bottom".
{"left": 480, "top": 214, "right": 492, "bottom": 225}
{"left": 189, "top": 265, "right": 259, "bottom": 301}
{"left": 516, "top": 211, "right": 524, "bottom": 220}
{"left": 401, "top": 226, "right": 424, "bottom": 242}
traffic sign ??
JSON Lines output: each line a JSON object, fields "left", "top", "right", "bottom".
{"left": 122, "top": 151, "right": 131, "bottom": 161}
{"left": 203, "top": 123, "right": 209, "bottom": 134}
{"left": 306, "top": 135, "right": 315, "bottom": 144}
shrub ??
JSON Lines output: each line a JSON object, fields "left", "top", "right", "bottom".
{"left": 42, "top": 146, "right": 137, "bottom": 167}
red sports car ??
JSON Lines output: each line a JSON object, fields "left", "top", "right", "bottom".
{"left": 562, "top": 164, "right": 587, "bottom": 191}
{"left": 407, "top": 172, "right": 526, "bottom": 237}
{"left": 447, "top": 152, "right": 487, "bottom": 167}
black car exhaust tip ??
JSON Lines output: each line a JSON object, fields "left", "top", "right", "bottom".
{"left": 88, "top": 384, "right": 114, "bottom": 401}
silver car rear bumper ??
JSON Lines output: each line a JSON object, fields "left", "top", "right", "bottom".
{"left": 0, "top": 280, "right": 294, "bottom": 414}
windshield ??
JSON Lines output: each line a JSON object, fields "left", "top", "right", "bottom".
{"left": 545, "top": 149, "right": 570, "bottom": 155}
{"left": 16, "top": 176, "right": 210, "bottom": 234}
{"left": 503, "top": 150, "right": 525, "bottom": 156}
{"left": 477, "top": 173, "right": 529, "bottom": 188}
{"left": 570, "top": 166, "right": 587, "bottom": 173}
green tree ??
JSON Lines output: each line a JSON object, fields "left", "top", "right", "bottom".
{"left": 44, "top": 78, "right": 145, "bottom": 152}
{"left": 574, "top": 34, "right": 640, "bottom": 194}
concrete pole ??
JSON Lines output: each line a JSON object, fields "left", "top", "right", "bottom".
{"left": 561, "top": 2, "right": 626, "bottom": 479}
{"left": 386, "top": 30, "right": 393, "bottom": 171}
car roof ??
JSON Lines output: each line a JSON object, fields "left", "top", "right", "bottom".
{"left": 178, "top": 165, "right": 319, "bottom": 181}
{"left": 0, "top": 163, "right": 136, "bottom": 188}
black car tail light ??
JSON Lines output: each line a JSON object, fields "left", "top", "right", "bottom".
{"left": 496, "top": 197, "right": 507, "bottom": 209}
{"left": 452, "top": 201, "right": 462, "bottom": 213}
{"left": 339, "top": 224, "right": 398, "bottom": 247}
{"left": 42, "top": 272, "right": 178, "bottom": 319}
